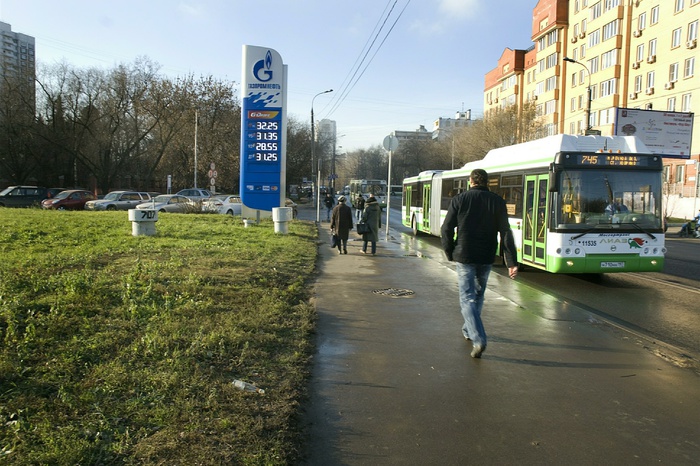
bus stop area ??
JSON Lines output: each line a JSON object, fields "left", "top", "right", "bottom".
{"left": 296, "top": 203, "right": 700, "bottom": 465}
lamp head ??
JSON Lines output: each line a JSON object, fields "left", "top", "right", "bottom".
{"left": 563, "top": 57, "right": 576, "bottom": 63}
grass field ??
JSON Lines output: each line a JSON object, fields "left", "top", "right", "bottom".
{"left": 0, "top": 210, "right": 318, "bottom": 465}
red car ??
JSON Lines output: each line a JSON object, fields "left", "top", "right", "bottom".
{"left": 41, "top": 190, "right": 96, "bottom": 210}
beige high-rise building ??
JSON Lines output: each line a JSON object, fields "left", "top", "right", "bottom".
{"left": 484, "top": 0, "right": 699, "bottom": 212}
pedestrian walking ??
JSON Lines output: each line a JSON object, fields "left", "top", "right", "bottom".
{"left": 355, "top": 194, "right": 365, "bottom": 221}
{"left": 440, "top": 168, "right": 518, "bottom": 359}
{"left": 330, "top": 196, "right": 353, "bottom": 254}
{"left": 360, "top": 195, "right": 381, "bottom": 255}
{"left": 323, "top": 193, "right": 335, "bottom": 222}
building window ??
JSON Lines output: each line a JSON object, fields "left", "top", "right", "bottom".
{"left": 571, "top": 73, "right": 577, "bottom": 87}
{"left": 579, "top": 70, "right": 586, "bottom": 85}
{"left": 647, "top": 71, "right": 655, "bottom": 89}
{"left": 546, "top": 76, "right": 557, "bottom": 91}
{"left": 635, "top": 75, "right": 642, "bottom": 93}
{"left": 588, "top": 56, "right": 600, "bottom": 74}
{"left": 651, "top": 6, "right": 659, "bottom": 24}
{"left": 601, "top": 49, "right": 618, "bottom": 69}
{"left": 684, "top": 57, "right": 695, "bottom": 78}
{"left": 580, "top": 43, "right": 586, "bottom": 58}
{"left": 676, "top": 165, "right": 685, "bottom": 183}
{"left": 668, "top": 97, "right": 676, "bottom": 111}
{"left": 591, "top": 2, "right": 602, "bottom": 20}
{"left": 588, "top": 29, "right": 601, "bottom": 48}
{"left": 675, "top": 0, "right": 685, "bottom": 13}
{"left": 636, "top": 43, "right": 645, "bottom": 62}
{"left": 600, "top": 78, "right": 617, "bottom": 97}
{"left": 638, "top": 12, "right": 647, "bottom": 31}
{"left": 672, "top": 28, "right": 682, "bottom": 48}
{"left": 604, "top": 0, "right": 619, "bottom": 10}
{"left": 571, "top": 97, "right": 577, "bottom": 112}
{"left": 689, "top": 20, "right": 698, "bottom": 40}
{"left": 602, "top": 20, "right": 619, "bottom": 41}
{"left": 681, "top": 93, "right": 692, "bottom": 112}
{"left": 649, "top": 38, "right": 657, "bottom": 56}
{"left": 670, "top": 62, "right": 679, "bottom": 82}
{"left": 545, "top": 100, "right": 556, "bottom": 115}
{"left": 582, "top": 19, "right": 587, "bottom": 33}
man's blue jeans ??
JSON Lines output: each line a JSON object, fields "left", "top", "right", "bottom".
{"left": 455, "top": 262, "right": 492, "bottom": 347}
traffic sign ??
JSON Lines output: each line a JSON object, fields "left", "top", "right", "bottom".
{"left": 383, "top": 135, "right": 399, "bottom": 151}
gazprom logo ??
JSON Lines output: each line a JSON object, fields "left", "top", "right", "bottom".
{"left": 253, "top": 50, "right": 273, "bottom": 82}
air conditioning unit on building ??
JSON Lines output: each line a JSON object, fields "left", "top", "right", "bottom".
{"left": 631, "top": 62, "right": 640, "bottom": 69}
{"left": 664, "top": 82, "right": 674, "bottom": 90}
{"left": 633, "top": 30, "right": 642, "bottom": 38}
{"left": 571, "top": 36, "right": 578, "bottom": 44}
{"left": 687, "top": 39, "right": 697, "bottom": 49}
{"left": 532, "top": 95, "right": 538, "bottom": 100}
{"left": 646, "top": 55, "right": 656, "bottom": 64}
{"left": 629, "top": 92, "right": 638, "bottom": 100}
{"left": 579, "top": 32, "right": 586, "bottom": 39}
{"left": 645, "top": 87, "right": 655, "bottom": 95}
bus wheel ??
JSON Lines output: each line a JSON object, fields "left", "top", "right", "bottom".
{"left": 411, "top": 216, "right": 419, "bottom": 236}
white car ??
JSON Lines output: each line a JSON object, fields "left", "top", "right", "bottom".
{"left": 202, "top": 195, "right": 242, "bottom": 216}
{"left": 136, "top": 194, "right": 193, "bottom": 213}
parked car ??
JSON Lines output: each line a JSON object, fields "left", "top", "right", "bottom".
{"left": 285, "top": 198, "right": 298, "bottom": 219}
{"left": 176, "top": 188, "right": 212, "bottom": 204}
{"left": 0, "top": 186, "right": 63, "bottom": 207}
{"left": 84, "top": 191, "right": 151, "bottom": 211}
{"left": 41, "top": 190, "right": 96, "bottom": 210}
{"left": 136, "top": 194, "right": 193, "bottom": 213}
{"left": 202, "top": 195, "right": 242, "bottom": 216}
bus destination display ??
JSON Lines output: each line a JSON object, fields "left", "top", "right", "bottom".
{"left": 559, "top": 152, "right": 661, "bottom": 168}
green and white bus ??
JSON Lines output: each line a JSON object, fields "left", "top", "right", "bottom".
{"left": 402, "top": 134, "right": 666, "bottom": 274}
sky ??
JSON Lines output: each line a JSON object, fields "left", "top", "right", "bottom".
{"left": 0, "top": 0, "right": 536, "bottom": 152}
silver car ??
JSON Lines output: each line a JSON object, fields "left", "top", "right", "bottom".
{"left": 84, "top": 191, "right": 152, "bottom": 211}
{"left": 136, "top": 194, "right": 193, "bottom": 213}
{"left": 202, "top": 195, "right": 242, "bottom": 216}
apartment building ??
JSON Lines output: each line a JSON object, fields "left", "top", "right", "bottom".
{"left": 484, "top": 0, "right": 699, "bottom": 216}
{"left": 0, "top": 21, "right": 35, "bottom": 92}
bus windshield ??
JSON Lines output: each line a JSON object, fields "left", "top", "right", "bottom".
{"left": 555, "top": 168, "right": 663, "bottom": 231}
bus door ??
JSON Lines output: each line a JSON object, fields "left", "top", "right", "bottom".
{"left": 403, "top": 186, "right": 412, "bottom": 225}
{"left": 522, "top": 174, "right": 548, "bottom": 267}
{"left": 422, "top": 184, "right": 431, "bottom": 230}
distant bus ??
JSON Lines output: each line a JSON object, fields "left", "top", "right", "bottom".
{"left": 402, "top": 134, "right": 666, "bottom": 274}
{"left": 349, "top": 179, "right": 387, "bottom": 208}
{"left": 389, "top": 185, "right": 402, "bottom": 197}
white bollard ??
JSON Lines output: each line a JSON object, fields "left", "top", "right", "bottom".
{"left": 128, "top": 209, "right": 158, "bottom": 236}
{"left": 272, "top": 207, "right": 293, "bottom": 234}
{"left": 243, "top": 218, "right": 255, "bottom": 228}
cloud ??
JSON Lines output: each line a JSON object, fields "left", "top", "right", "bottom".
{"left": 177, "top": 2, "right": 204, "bottom": 18}
{"left": 409, "top": 0, "right": 481, "bottom": 35}
{"left": 438, "top": 0, "right": 481, "bottom": 19}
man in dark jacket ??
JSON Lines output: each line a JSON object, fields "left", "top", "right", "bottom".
{"left": 440, "top": 168, "right": 518, "bottom": 358}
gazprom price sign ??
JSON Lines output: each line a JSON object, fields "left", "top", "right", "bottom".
{"left": 240, "top": 45, "right": 287, "bottom": 211}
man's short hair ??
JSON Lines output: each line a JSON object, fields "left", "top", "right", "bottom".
{"left": 470, "top": 169, "right": 488, "bottom": 187}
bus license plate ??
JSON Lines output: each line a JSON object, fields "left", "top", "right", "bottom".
{"left": 601, "top": 261, "right": 625, "bottom": 268}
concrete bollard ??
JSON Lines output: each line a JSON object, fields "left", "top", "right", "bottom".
{"left": 128, "top": 209, "right": 158, "bottom": 236}
{"left": 243, "top": 218, "right": 255, "bottom": 228}
{"left": 272, "top": 207, "right": 293, "bottom": 234}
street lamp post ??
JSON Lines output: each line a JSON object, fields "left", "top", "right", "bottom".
{"left": 564, "top": 57, "right": 593, "bottom": 133}
{"left": 311, "top": 89, "right": 333, "bottom": 223}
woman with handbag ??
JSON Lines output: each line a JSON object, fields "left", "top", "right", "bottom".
{"left": 360, "top": 195, "right": 381, "bottom": 255}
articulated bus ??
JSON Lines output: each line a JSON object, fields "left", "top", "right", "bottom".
{"left": 402, "top": 134, "right": 666, "bottom": 274}
{"left": 349, "top": 179, "right": 387, "bottom": 208}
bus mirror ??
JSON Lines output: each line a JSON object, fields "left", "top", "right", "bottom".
{"left": 549, "top": 168, "right": 559, "bottom": 192}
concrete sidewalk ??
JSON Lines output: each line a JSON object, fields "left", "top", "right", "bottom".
{"left": 297, "top": 203, "right": 700, "bottom": 465}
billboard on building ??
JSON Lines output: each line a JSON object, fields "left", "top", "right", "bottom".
{"left": 614, "top": 108, "right": 693, "bottom": 159}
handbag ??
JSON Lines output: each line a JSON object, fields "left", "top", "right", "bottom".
{"left": 356, "top": 222, "right": 370, "bottom": 234}
{"left": 330, "top": 233, "right": 339, "bottom": 248}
